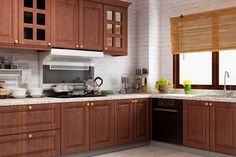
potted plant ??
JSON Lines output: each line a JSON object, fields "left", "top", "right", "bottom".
{"left": 154, "top": 77, "right": 171, "bottom": 93}
{"left": 183, "top": 80, "right": 192, "bottom": 94}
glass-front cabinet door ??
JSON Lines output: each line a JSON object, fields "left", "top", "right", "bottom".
{"left": 18, "top": 0, "right": 51, "bottom": 47}
{"left": 104, "top": 5, "right": 128, "bottom": 55}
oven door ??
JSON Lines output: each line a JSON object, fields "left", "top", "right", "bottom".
{"left": 152, "top": 99, "right": 183, "bottom": 145}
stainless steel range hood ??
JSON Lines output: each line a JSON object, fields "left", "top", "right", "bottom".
{"left": 41, "top": 48, "right": 104, "bottom": 70}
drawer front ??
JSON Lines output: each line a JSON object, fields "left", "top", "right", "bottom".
{"left": 0, "top": 130, "right": 60, "bottom": 157}
{"left": 0, "top": 104, "right": 60, "bottom": 136}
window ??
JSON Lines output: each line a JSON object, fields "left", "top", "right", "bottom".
{"left": 179, "top": 52, "right": 212, "bottom": 85}
{"left": 219, "top": 50, "right": 236, "bottom": 85}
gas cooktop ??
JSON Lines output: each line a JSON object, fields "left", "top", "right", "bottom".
{"left": 48, "top": 94, "right": 107, "bottom": 98}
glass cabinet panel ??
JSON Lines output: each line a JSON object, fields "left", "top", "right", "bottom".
{"left": 115, "top": 25, "right": 121, "bottom": 35}
{"left": 37, "top": 13, "right": 45, "bottom": 25}
{"left": 37, "top": 0, "right": 46, "bottom": 10}
{"left": 24, "top": 12, "right": 33, "bottom": 24}
{"left": 115, "top": 12, "right": 122, "bottom": 22}
{"left": 24, "top": 0, "right": 33, "bottom": 8}
{"left": 107, "top": 37, "right": 113, "bottom": 47}
{"left": 24, "top": 28, "right": 33, "bottom": 39}
{"left": 107, "top": 24, "right": 113, "bottom": 34}
{"left": 37, "top": 29, "right": 45, "bottom": 40}
{"left": 115, "top": 38, "right": 121, "bottom": 47}
{"left": 107, "top": 11, "right": 113, "bottom": 21}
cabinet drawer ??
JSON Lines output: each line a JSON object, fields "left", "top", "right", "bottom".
{"left": 0, "top": 130, "right": 60, "bottom": 157}
{"left": 0, "top": 104, "right": 60, "bottom": 136}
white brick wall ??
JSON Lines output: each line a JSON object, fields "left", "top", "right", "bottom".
{"left": 160, "top": 0, "right": 236, "bottom": 82}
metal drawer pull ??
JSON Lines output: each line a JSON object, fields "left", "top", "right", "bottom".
{"left": 154, "top": 108, "right": 178, "bottom": 113}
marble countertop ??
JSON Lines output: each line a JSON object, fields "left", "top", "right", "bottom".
{"left": 1, "top": 93, "right": 236, "bottom": 106}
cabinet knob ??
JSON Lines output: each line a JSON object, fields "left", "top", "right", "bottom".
{"left": 205, "top": 103, "right": 209, "bottom": 106}
{"left": 28, "top": 134, "right": 32, "bottom": 138}
{"left": 105, "top": 47, "right": 108, "bottom": 50}
{"left": 76, "top": 45, "right": 79, "bottom": 48}
{"left": 14, "top": 40, "right": 19, "bottom": 44}
{"left": 91, "top": 103, "right": 94, "bottom": 106}
{"left": 209, "top": 103, "right": 213, "bottom": 107}
{"left": 134, "top": 100, "right": 138, "bottom": 103}
{"left": 132, "top": 100, "right": 135, "bottom": 103}
{"left": 80, "top": 45, "right": 83, "bottom": 48}
{"left": 87, "top": 103, "right": 90, "bottom": 106}
{"left": 48, "top": 43, "right": 52, "bottom": 47}
{"left": 28, "top": 106, "right": 32, "bottom": 110}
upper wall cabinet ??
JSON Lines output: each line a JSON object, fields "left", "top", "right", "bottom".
{"left": 51, "top": 0, "right": 78, "bottom": 49}
{"left": 79, "top": 0, "right": 103, "bottom": 51}
{"left": 104, "top": 5, "right": 128, "bottom": 56}
{"left": 18, "top": 0, "right": 51, "bottom": 47}
{"left": 0, "top": 0, "right": 17, "bottom": 46}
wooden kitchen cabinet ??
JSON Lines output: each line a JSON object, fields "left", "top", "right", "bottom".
{"left": 104, "top": 4, "right": 128, "bottom": 55}
{"left": 0, "top": 104, "right": 60, "bottom": 136}
{"left": 51, "top": 0, "right": 78, "bottom": 49}
{"left": 18, "top": 0, "right": 51, "bottom": 47}
{"left": 184, "top": 100, "right": 236, "bottom": 156}
{"left": 90, "top": 100, "right": 115, "bottom": 149}
{"left": 210, "top": 102, "right": 236, "bottom": 155}
{"left": 184, "top": 100, "right": 210, "bottom": 150}
{"left": 79, "top": 0, "right": 103, "bottom": 50}
{"left": 0, "top": 0, "right": 18, "bottom": 46}
{"left": 133, "top": 98, "right": 150, "bottom": 142}
{"left": 115, "top": 99, "right": 134, "bottom": 145}
{"left": 61, "top": 102, "right": 89, "bottom": 155}
{"left": 0, "top": 130, "right": 60, "bottom": 157}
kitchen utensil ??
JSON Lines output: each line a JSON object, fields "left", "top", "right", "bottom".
{"left": 28, "top": 88, "right": 43, "bottom": 97}
{"left": 120, "top": 74, "right": 129, "bottom": 94}
{"left": 85, "top": 77, "right": 103, "bottom": 95}
{"left": 11, "top": 88, "right": 27, "bottom": 96}
{"left": 52, "top": 84, "right": 74, "bottom": 93}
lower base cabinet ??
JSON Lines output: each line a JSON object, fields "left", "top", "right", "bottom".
{"left": 0, "top": 130, "right": 60, "bottom": 157}
{"left": 184, "top": 100, "right": 236, "bottom": 156}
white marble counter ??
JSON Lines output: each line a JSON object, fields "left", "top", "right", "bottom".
{"left": 1, "top": 93, "right": 236, "bottom": 107}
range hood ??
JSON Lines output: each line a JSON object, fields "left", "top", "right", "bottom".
{"left": 41, "top": 48, "right": 104, "bottom": 70}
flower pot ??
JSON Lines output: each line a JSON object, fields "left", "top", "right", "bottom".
{"left": 158, "top": 86, "right": 168, "bottom": 94}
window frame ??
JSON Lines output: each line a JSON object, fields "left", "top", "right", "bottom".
{"left": 173, "top": 51, "right": 235, "bottom": 90}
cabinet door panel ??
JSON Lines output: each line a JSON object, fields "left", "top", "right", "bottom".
{"left": 0, "top": 130, "right": 60, "bottom": 157}
{"left": 133, "top": 99, "right": 150, "bottom": 142}
{"left": 79, "top": 0, "right": 103, "bottom": 50}
{"left": 210, "top": 102, "right": 235, "bottom": 155}
{"left": 0, "top": 0, "right": 17, "bottom": 45}
{"left": 0, "top": 104, "right": 60, "bottom": 136}
{"left": 61, "top": 102, "right": 89, "bottom": 155}
{"left": 19, "top": 0, "right": 51, "bottom": 46}
{"left": 184, "top": 100, "right": 209, "bottom": 150}
{"left": 115, "top": 99, "right": 133, "bottom": 145}
{"left": 90, "top": 101, "right": 115, "bottom": 149}
{"left": 51, "top": 0, "right": 78, "bottom": 48}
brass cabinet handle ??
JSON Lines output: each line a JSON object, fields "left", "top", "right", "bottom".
{"left": 28, "top": 134, "right": 32, "bottom": 138}
{"left": 76, "top": 45, "right": 79, "bottom": 48}
{"left": 87, "top": 103, "right": 90, "bottom": 106}
{"left": 80, "top": 45, "right": 83, "bottom": 48}
{"left": 134, "top": 100, "right": 138, "bottom": 103}
{"left": 91, "top": 103, "right": 94, "bottom": 106}
{"left": 105, "top": 47, "right": 108, "bottom": 50}
{"left": 132, "top": 100, "right": 135, "bottom": 103}
{"left": 205, "top": 103, "right": 209, "bottom": 106}
{"left": 209, "top": 103, "right": 213, "bottom": 107}
{"left": 14, "top": 40, "right": 19, "bottom": 44}
{"left": 48, "top": 43, "right": 52, "bottom": 47}
{"left": 28, "top": 106, "right": 32, "bottom": 110}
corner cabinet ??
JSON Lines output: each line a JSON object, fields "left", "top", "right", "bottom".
{"left": 184, "top": 100, "right": 236, "bottom": 156}
{"left": 104, "top": 5, "right": 128, "bottom": 56}
{"left": 18, "top": 0, "right": 51, "bottom": 48}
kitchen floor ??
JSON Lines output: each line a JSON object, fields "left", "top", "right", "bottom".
{"left": 94, "top": 146, "right": 203, "bottom": 157}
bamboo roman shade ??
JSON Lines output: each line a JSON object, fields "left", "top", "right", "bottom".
{"left": 171, "top": 7, "right": 236, "bottom": 54}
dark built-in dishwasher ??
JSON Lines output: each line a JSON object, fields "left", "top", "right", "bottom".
{"left": 152, "top": 99, "right": 183, "bottom": 145}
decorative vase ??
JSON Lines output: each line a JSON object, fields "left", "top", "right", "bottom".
{"left": 184, "top": 84, "right": 191, "bottom": 94}
{"left": 158, "top": 86, "right": 168, "bottom": 94}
